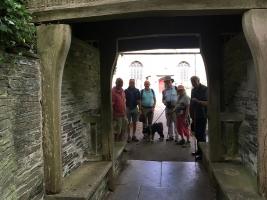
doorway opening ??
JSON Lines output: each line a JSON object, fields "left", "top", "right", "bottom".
{"left": 112, "top": 48, "right": 207, "bottom": 162}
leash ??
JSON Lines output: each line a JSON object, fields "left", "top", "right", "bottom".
{"left": 152, "top": 108, "right": 166, "bottom": 124}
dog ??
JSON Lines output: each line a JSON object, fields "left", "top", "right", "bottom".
{"left": 142, "top": 122, "right": 164, "bottom": 141}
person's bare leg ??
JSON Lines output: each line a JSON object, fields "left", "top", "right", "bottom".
{"left": 127, "top": 123, "right": 131, "bottom": 142}
{"left": 132, "top": 122, "right": 139, "bottom": 142}
{"left": 132, "top": 122, "right": 137, "bottom": 136}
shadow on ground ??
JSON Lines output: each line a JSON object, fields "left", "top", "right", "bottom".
{"left": 126, "top": 135, "right": 196, "bottom": 162}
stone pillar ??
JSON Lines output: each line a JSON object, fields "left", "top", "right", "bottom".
{"left": 243, "top": 9, "right": 267, "bottom": 196}
{"left": 200, "top": 32, "right": 224, "bottom": 162}
{"left": 99, "top": 38, "right": 118, "bottom": 191}
{"left": 99, "top": 38, "right": 118, "bottom": 161}
{"left": 37, "top": 24, "right": 71, "bottom": 194}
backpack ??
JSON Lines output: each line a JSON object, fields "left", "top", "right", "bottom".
{"left": 140, "top": 89, "right": 155, "bottom": 100}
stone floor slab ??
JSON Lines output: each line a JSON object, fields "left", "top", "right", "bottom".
{"left": 126, "top": 104, "right": 196, "bottom": 162}
{"left": 107, "top": 160, "right": 216, "bottom": 200}
{"left": 108, "top": 185, "right": 140, "bottom": 200}
{"left": 138, "top": 186, "right": 179, "bottom": 200}
{"left": 115, "top": 160, "right": 161, "bottom": 187}
{"left": 161, "top": 161, "right": 215, "bottom": 199}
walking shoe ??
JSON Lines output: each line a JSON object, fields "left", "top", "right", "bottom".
{"left": 176, "top": 139, "right": 185, "bottom": 145}
{"left": 195, "top": 155, "right": 202, "bottom": 161}
{"left": 132, "top": 136, "right": 139, "bottom": 142}
{"left": 127, "top": 137, "right": 131, "bottom": 143}
{"left": 123, "top": 148, "right": 129, "bottom": 152}
{"left": 159, "top": 137, "right": 164, "bottom": 142}
{"left": 166, "top": 137, "right": 174, "bottom": 141}
{"left": 191, "top": 151, "right": 200, "bottom": 156}
{"left": 182, "top": 140, "right": 191, "bottom": 148}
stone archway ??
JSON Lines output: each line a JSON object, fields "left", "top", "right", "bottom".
{"left": 37, "top": 24, "right": 71, "bottom": 194}
{"left": 243, "top": 9, "right": 267, "bottom": 196}
{"left": 36, "top": 13, "right": 263, "bottom": 196}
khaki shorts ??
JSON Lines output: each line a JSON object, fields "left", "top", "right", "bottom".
{"left": 113, "top": 117, "right": 127, "bottom": 135}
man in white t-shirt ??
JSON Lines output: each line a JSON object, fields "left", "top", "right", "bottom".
{"left": 162, "top": 76, "right": 178, "bottom": 141}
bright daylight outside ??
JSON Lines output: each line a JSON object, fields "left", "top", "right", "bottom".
{"left": 113, "top": 48, "right": 207, "bottom": 112}
{"left": 112, "top": 48, "right": 207, "bottom": 142}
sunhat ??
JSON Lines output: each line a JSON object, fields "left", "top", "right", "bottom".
{"left": 177, "top": 85, "right": 185, "bottom": 90}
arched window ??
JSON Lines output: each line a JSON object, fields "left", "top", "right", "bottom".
{"left": 130, "top": 61, "right": 143, "bottom": 81}
{"left": 177, "top": 61, "right": 190, "bottom": 84}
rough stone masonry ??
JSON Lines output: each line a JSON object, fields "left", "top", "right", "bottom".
{"left": 0, "top": 51, "right": 44, "bottom": 199}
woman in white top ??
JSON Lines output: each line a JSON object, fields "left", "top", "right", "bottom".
{"left": 175, "top": 85, "right": 191, "bottom": 145}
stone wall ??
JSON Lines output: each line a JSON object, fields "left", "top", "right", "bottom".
{"left": 61, "top": 38, "right": 101, "bottom": 176}
{"left": 223, "top": 34, "right": 258, "bottom": 175}
{"left": 0, "top": 52, "right": 44, "bottom": 199}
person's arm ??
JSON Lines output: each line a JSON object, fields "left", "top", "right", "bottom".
{"left": 123, "top": 91, "right": 127, "bottom": 116}
{"left": 137, "top": 90, "right": 141, "bottom": 111}
{"left": 139, "top": 90, "right": 143, "bottom": 113}
{"left": 185, "top": 103, "right": 190, "bottom": 116}
{"left": 184, "top": 104, "right": 190, "bottom": 124}
{"left": 162, "top": 90, "right": 166, "bottom": 105}
{"left": 153, "top": 93, "right": 156, "bottom": 110}
{"left": 191, "top": 98, "right": 208, "bottom": 106}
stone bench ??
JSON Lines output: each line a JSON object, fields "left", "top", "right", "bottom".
{"left": 46, "top": 161, "right": 112, "bottom": 200}
{"left": 46, "top": 142, "right": 127, "bottom": 200}
{"left": 114, "top": 141, "right": 127, "bottom": 159}
{"left": 200, "top": 143, "right": 264, "bottom": 200}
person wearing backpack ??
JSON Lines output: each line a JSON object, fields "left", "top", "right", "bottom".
{"left": 162, "top": 76, "right": 178, "bottom": 142}
{"left": 140, "top": 80, "right": 156, "bottom": 142}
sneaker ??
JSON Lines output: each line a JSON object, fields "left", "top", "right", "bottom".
{"left": 195, "top": 155, "right": 202, "bottom": 161}
{"left": 191, "top": 151, "right": 200, "bottom": 156}
{"left": 127, "top": 137, "right": 131, "bottom": 143}
{"left": 177, "top": 139, "right": 185, "bottom": 145}
{"left": 166, "top": 137, "right": 174, "bottom": 141}
{"left": 182, "top": 140, "right": 190, "bottom": 148}
{"left": 132, "top": 136, "right": 139, "bottom": 142}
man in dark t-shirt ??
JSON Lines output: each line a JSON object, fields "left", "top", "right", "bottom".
{"left": 190, "top": 76, "right": 208, "bottom": 160}
{"left": 125, "top": 79, "right": 141, "bottom": 142}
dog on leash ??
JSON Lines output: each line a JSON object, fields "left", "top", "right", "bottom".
{"left": 142, "top": 122, "right": 164, "bottom": 141}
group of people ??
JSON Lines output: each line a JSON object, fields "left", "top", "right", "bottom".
{"left": 112, "top": 78, "right": 156, "bottom": 143}
{"left": 112, "top": 75, "right": 208, "bottom": 160}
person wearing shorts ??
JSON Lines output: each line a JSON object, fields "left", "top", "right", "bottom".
{"left": 125, "top": 79, "right": 140, "bottom": 142}
{"left": 140, "top": 80, "right": 156, "bottom": 142}
{"left": 112, "top": 78, "right": 127, "bottom": 141}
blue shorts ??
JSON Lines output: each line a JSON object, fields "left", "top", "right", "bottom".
{"left": 126, "top": 107, "right": 139, "bottom": 123}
